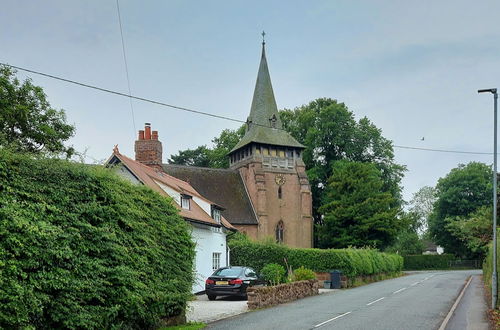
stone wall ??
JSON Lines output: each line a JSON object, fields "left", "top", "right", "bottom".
{"left": 247, "top": 280, "right": 321, "bottom": 309}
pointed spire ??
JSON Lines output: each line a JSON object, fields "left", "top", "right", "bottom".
{"left": 247, "top": 33, "right": 282, "bottom": 130}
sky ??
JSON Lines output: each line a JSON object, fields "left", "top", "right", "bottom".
{"left": 1, "top": 0, "right": 500, "bottom": 202}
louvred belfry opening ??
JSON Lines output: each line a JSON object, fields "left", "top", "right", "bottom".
{"left": 135, "top": 123, "right": 163, "bottom": 170}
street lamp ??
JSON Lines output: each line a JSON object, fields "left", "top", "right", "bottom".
{"left": 479, "top": 87, "right": 498, "bottom": 309}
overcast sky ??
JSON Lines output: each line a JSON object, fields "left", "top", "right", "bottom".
{"left": 2, "top": 0, "right": 500, "bottom": 202}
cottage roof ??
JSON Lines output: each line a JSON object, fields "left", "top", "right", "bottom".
{"left": 230, "top": 42, "right": 304, "bottom": 153}
{"left": 163, "top": 164, "right": 258, "bottom": 225}
{"left": 107, "top": 151, "right": 235, "bottom": 230}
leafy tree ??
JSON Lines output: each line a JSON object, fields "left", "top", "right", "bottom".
{"left": 280, "top": 98, "right": 405, "bottom": 229}
{"left": 0, "top": 65, "right": 75, "bottom": 157}
{"left": 168, "top": 126, "right": 245, "bottom": 168}
{"left": 317, "top": 160, "right": 402, "bottom": 249}
{"left": 385, "top": 212, "right": 424, "bottom": 255}
{"left": 446, "top": 206, "right": 492, "bottom": 259}
{"left": 428, "top": 162, "right": 492, "bottom": 257}
{"left": 408, "top": 186, "right": 436, "bottom": 236}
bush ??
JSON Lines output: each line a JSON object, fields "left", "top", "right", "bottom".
{"left": 0, "top": 150, "right": 195, "bottom": 329}
{"left": 403, "top": 254, "right": 455, "bottom": 270}
{"left": 293, "top": 266, "right": 316, "bottom": 281}
{"left": 229, "top": 240, "right": 402, "bottom": 278}
{"left": 483, "top": 229, "right": 500, "bottom": 308}
{"left": 261, "top": 263, "right": 286, "bottom": 286}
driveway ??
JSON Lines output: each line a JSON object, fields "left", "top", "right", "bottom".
{"left": 186, "top": 294, "right": 248, "bottom": 324}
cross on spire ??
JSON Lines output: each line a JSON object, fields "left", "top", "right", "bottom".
{"left": 261, "top": 31, "right": 266, "bottom": 45}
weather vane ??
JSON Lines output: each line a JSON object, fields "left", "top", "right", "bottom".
{"left": 262, "top": 31, "right": 266, "bottom": 44}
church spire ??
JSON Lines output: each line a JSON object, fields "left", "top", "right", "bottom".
{"left": 247, "top": 33, "right": 282, "bottom": 130}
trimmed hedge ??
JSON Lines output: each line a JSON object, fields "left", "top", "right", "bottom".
{"left": 483, "top": 230, "right": 499, "bottom": 308}
{"left": 229, "top": 240, "right": 402, "bottom": 277}
{"left": 0, "top": 150, "right": 195, "bottom": 329}
{"left": 403, "top": 254, "right": 455, "bottom": 270}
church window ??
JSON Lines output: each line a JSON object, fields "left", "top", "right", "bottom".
{"left": 286, "top": 150, "right": 293, "bottom": 158}
{"left": 278, "top": 186, "right": 282, "bottom": 199}
{"left": 263, "top": 147, "right": 269, "bottom": 156}
{"left": 275, "top": 221, "right": 284, "bottom": 243}
{"left": 255, "top": 146, "right": 261, "bottom": 155}
{"left": 279, "top": 149, "right": 285, "bottom": 158}
{"left": 270, "top": 148, "right": 277, "bottom": 156}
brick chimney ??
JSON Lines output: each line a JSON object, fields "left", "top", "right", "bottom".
{"left": 135, "top": 123, "right": 163, "bottom": 170}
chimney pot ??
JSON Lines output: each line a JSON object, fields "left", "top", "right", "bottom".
{"left": 144, "top": 123, "right": 152, "bottom": 140}
{"left": 138, "top": 130, "right": 145, "bottom": 140}
{"left": 152, "top": 130, "right": 159, "bottom": 140}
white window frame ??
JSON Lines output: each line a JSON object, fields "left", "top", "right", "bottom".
{"left": 212, "top": 252, "right": 221, "bottom": 270}
{"left": 181, "top": 196, "right": 190, "bottom": 210}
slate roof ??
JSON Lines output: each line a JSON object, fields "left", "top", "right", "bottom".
{"left": 230, "top": 42, "right": 304, "bottom": 152}
{"left": 163, "top": 164, "right": 258, "bottom": 225}
{"left": 106, "top": 150, "right": 235, "bottom": 230}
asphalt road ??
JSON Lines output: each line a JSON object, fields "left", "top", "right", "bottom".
{"left": 206, "top": 270, "right": 481, "bottom": 330}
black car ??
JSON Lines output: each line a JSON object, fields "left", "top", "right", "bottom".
{"left": 205, "top": 266, "right": 264, "bottom": 300}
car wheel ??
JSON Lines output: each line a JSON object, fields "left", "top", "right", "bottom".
{"left": 207, "top": 294, "right": 217, "bottom": 301}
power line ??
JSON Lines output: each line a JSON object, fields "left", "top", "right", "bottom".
{"left": 393, "top": 145, "right": 492, "bottom": 155}
{"left": 116, "top": 0, "right": 136, "bottom": 136}
{"left": 0, "top": 62, "right": 493, "bottom": 157}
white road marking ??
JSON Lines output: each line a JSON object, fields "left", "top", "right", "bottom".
{"left": 366, "top": 297, "right": 385, "bottom": 306}
{"left": 410, "top": 281, "right": 420, "bottom": 286}
{"left": 313, "top": 311, "right": 352, "bottom": 328}
{"left": 393, "top": 287, "right": 407, "bottom": 294}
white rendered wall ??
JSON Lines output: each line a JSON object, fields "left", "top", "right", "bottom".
{"left": 190, "top": 225, "right": 228, "bottom": 293}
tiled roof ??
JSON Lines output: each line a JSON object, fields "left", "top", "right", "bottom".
{"left": 163, "top": 164, "right": 258, "bottom": 225}
{"left": 107, "top": 151, "right": 235, "bottom": 230}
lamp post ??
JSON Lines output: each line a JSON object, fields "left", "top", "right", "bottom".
{"left": 479, "top": 88, "right": 498, "bottom": 309}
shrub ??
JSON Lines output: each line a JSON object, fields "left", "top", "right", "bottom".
{"left": 261, "top": 263, "right": 286, "bottom": 286}
{"left": 0, "top": 150, "right": 195, "bottom": 329}
{"left": 229, "top": 240, "right": 402, "bottom": 278}
{"left": 483, "top": 229, "right": 500, "bottom": 308}
{"left": 403, "top": 254, "right": 455, "bottom": 270}
{"left": 293, "top": 266, "right": 316, "bottom": 281}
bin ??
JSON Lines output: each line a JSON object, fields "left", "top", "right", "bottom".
{"left": 330, "top": 270, "right": 342, "bottom": 289}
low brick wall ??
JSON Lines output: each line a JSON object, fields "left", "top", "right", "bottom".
{"left": 247, "top": 280, "right": 321, "bottom": 309}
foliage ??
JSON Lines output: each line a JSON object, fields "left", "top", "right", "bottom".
{"left": 429, "top": 162, "right": 492, "bottom": 257}
{"left": 292, "top": 266, "right": 316, "bottom": 281}
{"left": 229, "top": 239, "right": 403, "bottom": 278}
{"left": 446, "top": 206, "right": 493, "bottom": 260}
{"left": 168, "top": 126, "right": 245, "bottom": 168}
{"left": 317, "top": 160, "right": 402, "bottom": 249}
{"left": 385, "top": 212, "right": 425, "bottom": 255}
{"left": 403, "top": 254, "right": 456, "bottom": 270}
{"left": 0, "top": 150, "right": 195, "bottom": 329}
{"left": 260, "top": 263, "right": 286, "bottom": 286}
{"left": 280, "top": 98, "right": 406, "bottom": 231}
{"left": 483, "top": 229, "right": 500, "bottom": 308}
{"left": 160, "top": 322, "right": 206, "bottom": 330}
{"left": 408, "top": 186, "right": 436, "bottom": 236}
{"left": 0, "top": 65, "right": 75, "bottom": 157}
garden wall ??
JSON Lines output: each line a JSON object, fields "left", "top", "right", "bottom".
{"left": 247, "top": 280, "right": 321, "bottom": 309}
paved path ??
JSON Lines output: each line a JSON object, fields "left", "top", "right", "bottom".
{"left": 206, "top": 270, "right": 482, "bottom": 330}
{"left": 445, "top": 274, "right": 489, "bottom": 330}
{"left": 187, "top": 295, "right": 248, "bottom": 324}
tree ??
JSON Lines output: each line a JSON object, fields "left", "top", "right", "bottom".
{"left": 280, "top": 98, "right": 405, "bottom": 232}
{"left": 408, "top": 186, "right": 436, "bottom": 236}
{"left": 0, "top": 65, "right": 75, "bottom": 157}
{"left": 428, "top": 162, "right": 492, "bottom": 257}
{"left": 317, "top": 160, "right": 402, "bottom": 249}
{"left": 385, "top": 211, "right": 425, "bottom": 255}
{"left": 168, "top": 126, "right": 245, "bottom": 168}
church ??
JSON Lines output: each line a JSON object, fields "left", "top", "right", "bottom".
{"left": 164, "top": 40, "right": 313, "bottom": 248}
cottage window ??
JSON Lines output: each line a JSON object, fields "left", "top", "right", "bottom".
{"left": 181, "top": 195, "right": 191, "bottom": 210}
{"left": 212, "top": 207, "right": 221, "bottom": 224}
{"left": 212, "top": 252, "right": 221, "bottom": 270}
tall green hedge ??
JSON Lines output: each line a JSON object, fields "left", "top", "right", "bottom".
{"left": 229, "top": 240, "right": 402, "bottom": 277}
{"left": 403, "top": 254, "right": 455, "bottom": 270}
{"left": 483, "top": 230, "right": 499, "bottom": 308}
{"left": 0, "top": 150, "right": 195, "bottom": 329}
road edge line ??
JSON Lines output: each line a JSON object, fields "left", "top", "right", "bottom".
{"left": 438, "top": 275, "right": 473, "bottom": 330}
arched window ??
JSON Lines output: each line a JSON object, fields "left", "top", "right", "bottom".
{"left": 275, "top": 221, "right": 284, "bottom": 243}
{"left": 278, "top": 186, "right": 282, "bottom": 199}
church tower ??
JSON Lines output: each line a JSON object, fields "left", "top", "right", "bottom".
{"left": 228, "top": 38, "right": 313, "bottom": 248}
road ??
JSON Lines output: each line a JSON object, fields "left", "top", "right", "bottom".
{"left": 206, "top": 270, "right": 482, "bottom": 330}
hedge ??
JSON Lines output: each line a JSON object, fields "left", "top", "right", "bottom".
{"left": 0, "top": 150, "right": 195, "bottom": 329}
{"left": 403, "top": 254, "right": 456, "bottom": 270}
{"left": 483, "top": 230, "right": 499, "bottom": 308}
{"left": 229, "top": 240, "right": 402, "bottom": 278}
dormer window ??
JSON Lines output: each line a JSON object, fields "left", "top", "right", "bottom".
{"left": 181, "top": 194, "right": 191, "bottom": 210}
{"left": 212, "top": 206, "right": 221, "bottom": 224}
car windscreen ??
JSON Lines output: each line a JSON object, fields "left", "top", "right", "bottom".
{"left": 213, "top": 267, "right": 243, "bottom": 277}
